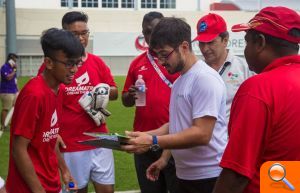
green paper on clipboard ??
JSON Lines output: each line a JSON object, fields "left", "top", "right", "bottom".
{"left": 78, "top": 132, "right": 130, "bottom": 151}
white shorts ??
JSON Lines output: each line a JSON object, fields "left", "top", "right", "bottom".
{"left": 0, "top": 176, "right": 4, "bottom": 189}
{"left": 63, "top": 148, "right": 115, "bottom": 189}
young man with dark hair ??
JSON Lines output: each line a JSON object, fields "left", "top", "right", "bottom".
{"left": 37, "top": 11, "right": 118, "bottom": 193}
{"left": 213, "top": 6, "right": 300, "bottom": 193}
{"left": 194, "top": 13, "right": 254, "bottom": 123}
{"left": 122, "top": 12, "right": 178, "bottom": 193}
{"left": 6, "top": 28, "right": 84, "bottom": 193}
{"left": 123, "top": 17, "right": 227, "bottom": 193}
{"left": 58, "top": 11, "right": 118, "bottom": 193}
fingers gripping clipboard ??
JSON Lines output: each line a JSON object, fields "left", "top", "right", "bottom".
{"left": 78, "top": 132, "right": 130, "bottom": 151}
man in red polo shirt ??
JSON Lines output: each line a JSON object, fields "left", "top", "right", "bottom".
{"left": 212, "top": 6, "right": 300, "bottom": 193}
{"left": 122, "top": 12, "right": 179, "bottom": 193}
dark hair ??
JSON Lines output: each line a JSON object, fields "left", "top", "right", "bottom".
{"left": 142, "top": 11, "right": 163, "bottom": 26}
{"left": 6, "top": 53, "right": 18, "bottom": 63}
{"left": 219, "top": 31, "right": 229, "bottom": 40}
{"left": 247, "top": 29, "right": 299, "bottom": 55}
{"left": 41, "top": 28, "right": 84, "bottom": 59}
{"left": 62, "top": 11, "right": 88, "bottom": 29}
{"left": 150, "top": 17, "right": 192, "bottom": 50}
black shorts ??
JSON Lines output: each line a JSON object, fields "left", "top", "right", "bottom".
{"left": 134, "top": 150, "right": 178, "bottom": 193}
{"left": 177, "top": 177, "right": 218, "bottom": 193}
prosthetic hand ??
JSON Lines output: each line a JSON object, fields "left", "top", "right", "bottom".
{"left": 78, "top": 83, "right": 111, "bottom": 126}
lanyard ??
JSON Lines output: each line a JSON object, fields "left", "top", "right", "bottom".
{"left": 219, "top": 62, "right": 231, "bottom": 76}
{"left": 147, "top": 52, "right": 173, "bottom": 88}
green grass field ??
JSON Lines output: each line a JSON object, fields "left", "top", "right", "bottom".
{"left": 0, "top": 76, "right": 139, "bottom": 192}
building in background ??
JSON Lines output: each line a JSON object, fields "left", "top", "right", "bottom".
{"left": 213, "top": 0, "right": 300, "bottom": 11}
{"left": 0, "top": 0, "right": 299, "bottom": 76}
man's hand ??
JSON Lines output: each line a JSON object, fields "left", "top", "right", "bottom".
{"left": 121, "top": 131, "right": 153, "bottom": 154}
{"left": 147, "top": 150, "right": 171, "bottom": 181}
{"left": 127, "top": 85, "right": 139, "bottom": 100}
{"left": 56, "top": 134, "right": 66, "bottom": 149}
{"left": 146, "top": 156, "right": 168, "bottom": 181}
{"left": 61, "top": 171, "right": 78, "bottom": 193}
{"left": 121, "top": 85, "right": 139, "bottom": 107}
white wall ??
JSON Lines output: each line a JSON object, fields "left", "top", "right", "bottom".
{"left": 16, "top": 0, "right": 61, "bottom": 9}
{"left": 0, "top": 8, "right": 256, "bottom": 65}
{"left": 176, "top": 0, "right": 198, "bottom": 11}
{"left": 228, "top": 0, "right": 300, "bottom": 11}
{"left": 15, "top": 0, "right": 202, "bottom": 10}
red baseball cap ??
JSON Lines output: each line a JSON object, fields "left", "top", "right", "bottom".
{"left": 193, "top": 13, "right": 227, "bottom": 42}
{"left": 232, "top": 6, "right": 300, "bottom": 43}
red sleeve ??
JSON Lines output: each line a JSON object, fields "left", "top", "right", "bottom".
{"left": 12, "top": 94, "right": 40, "bottom": 140}
{"left": 220, "top": 93, "right": 271, "bottom": 179}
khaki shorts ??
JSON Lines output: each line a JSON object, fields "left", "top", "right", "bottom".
{"left": 0, "top": 93, "right": 17, "bottom": 110}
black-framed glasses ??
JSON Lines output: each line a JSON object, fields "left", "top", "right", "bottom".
{"left": 71, "top": 30, "right": 90, "bottom": 38}
{"left": 50, "top": 57, "right": 82, "bottom": 69}
{"left": 149, "top": 47, "right": 177, "bottom": 63}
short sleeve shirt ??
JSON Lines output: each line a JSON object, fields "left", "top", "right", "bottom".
{"left": 220, "top": 55, "right": 300, "bottom": 193}
{"left": 218, "top": 51, "right": 254, "bottom": 123}
{"left": 170, "top": 60, "right": 227, "bottom": 180}
{"left": 122, "top": 52, "right": 179, "bottom": 132}
{"left": 0, "top": 62, "right": 18, "bottom": 93}
{"left": 59, "top": 53, "right": 117, "bottom": 152}
{"left": 6, "top": 75, "right": 61, "bottom": 193}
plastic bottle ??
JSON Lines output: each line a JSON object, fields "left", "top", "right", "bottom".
{"left": 68, "top": 182, "right": 75, "bottom": 193}
{"left": 135, "top": 74, "right": 146, "bottom": 106}
{"left": 62, "top": 182, "right": 75, "bottom": 193}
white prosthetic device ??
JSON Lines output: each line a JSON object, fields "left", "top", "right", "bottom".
{"left": 79, "top": 83, "right": 111, "bottom": 126}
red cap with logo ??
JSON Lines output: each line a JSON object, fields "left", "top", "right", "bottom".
{"left": 232, "top": 6, "right": 300, "bottom": 43}
{"left": 193, "top": 13, "right": 227, "bottom": 42}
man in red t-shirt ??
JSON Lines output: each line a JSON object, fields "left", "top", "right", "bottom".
{"left": 58, "top": 11, "right": 117, "bottom": 193}
{"left": 212, "top": 6, "right": 300, "bottom": 193}
{"left": 122, "top": 12, "right": 179, "bottom": 193}
{"left": 6, "top": 28, "right": 84, "bottom": 193}
{"left": 37, "top": 12, "right": 118, "bottom": 193}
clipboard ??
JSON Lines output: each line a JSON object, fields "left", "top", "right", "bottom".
{"left": 78, "top": 132, "right": 130, "bottom": 151}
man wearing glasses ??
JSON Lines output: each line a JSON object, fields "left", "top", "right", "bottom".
{"left": 6, "top": 28, "right": 83, "bottom": 193}
{"left": 36, "top": 11, "right": 118, "bottom": 193}
{"left": 58, "top": 11, "right": 118, "bottom": 193}
{"left": 123, "top": 17, "right": 227, "bottom": 193}
{"left": 122, "top": 12, "right": 178, "bottom": 193}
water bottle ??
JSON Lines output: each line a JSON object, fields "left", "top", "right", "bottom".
{"left": 68, "top": 182, "right": 75, "bottom": 193}
{"left": 62, "top": 182, "right": 75, "bottom": 193}
{"left": 135, "top": 74, "right": 146, "bottom": 106}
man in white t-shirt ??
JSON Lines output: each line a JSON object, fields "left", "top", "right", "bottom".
{"left": 194, "top": 13, "right": 254, "bottom": 123}
{"left": 123, "top": 17, "right": 227, "bottom": 193}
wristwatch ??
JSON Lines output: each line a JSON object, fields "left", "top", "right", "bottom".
{"left": 149, "top": 135, "right": 160, "bottom": 152}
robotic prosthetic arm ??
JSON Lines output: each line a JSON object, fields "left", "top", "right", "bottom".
{"left": 79, "top": 83, "right": 111, "bottom": 126}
